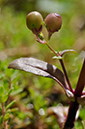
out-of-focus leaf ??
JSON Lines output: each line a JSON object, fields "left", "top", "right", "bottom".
{"left": 10, "top": 108, "right": 19, "bottom": 113}
{"left": 6, "top": 100, "right": 16, "bottom": 110}
{"left": 47, "top": 106, "right": 68, "bottom": 129}
{"left": 0, "top": 116, "right": 3, "bottom": 125}
{"left": 8, "top": 88, "right": 13, "bottom": 95}
{"left": 6, "top": 108, "right": 19, "bottom": 114}
{"left": 77, "top": 95, "right": 85, "bottom": 105}
{"left": 0, "top": 74, "right": 5, "bottom": 80}
{"left": 0, "top": 46, "right": 38, "bottom": 60}
{"left": 4, "top": 113, "right": 10, "bottom": 121}
{"left": 11, "top": 88, "right": 23, "bottom": 96}
{"left": 47, "top": 105, "right": 79, "bottom": 129}
{"left": 1, "top": 94, "right": 8, "bottom": 103}
{"left": 8, "top": 57, "right": 66, "bottom": 89}
{"left": 79, "top": 107, "right": 85, "bottom": 120}
{"left": 0, "top": 108, "right": 2, "bottom": 115}
{"left": 0, "top": 86, "right": 4, "bottom": 96}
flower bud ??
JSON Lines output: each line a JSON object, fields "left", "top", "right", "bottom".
{"left": 26, "top": 11, "right": 43, "bottom": 35}
{"left": 45, "top": 13, "right": 62, "bottom": 34}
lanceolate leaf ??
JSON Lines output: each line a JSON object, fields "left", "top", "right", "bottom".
{"left": 8, "top": 57, "right": 66, "bottom": 89}
{"left": 6, "top": 100, "right": 16, "bottom": 110}
{"left": 60, "top": 49, "right": 76, "bottom": 56}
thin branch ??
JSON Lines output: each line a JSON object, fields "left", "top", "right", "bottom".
{"left": 74, "top": 59, "right": 85, "bottom": 96}
{"left": 45, "top": 43, "right": 59, "bottom": 56}
{"left": 2, "top": 103, "right": 8, "bottom": 129}
{"left": 45, "top": 43, "right": 73, "bottom": 93}
{"left": 36, "top": 35, "right": 45, "bottom": 44}
{"left": 59, "top": 59, "right": 73, "bottom": 93}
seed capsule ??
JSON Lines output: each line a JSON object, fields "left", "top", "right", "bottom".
{"left": 26, "top": 11, "right": 43, "bottom": 35}
{"left": 45, "top": 13, "right": 62, "bottom": 33}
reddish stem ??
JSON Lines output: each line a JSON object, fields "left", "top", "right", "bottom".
{"left": 63, "top": 101, "right": 79, "bottom": 129}
{"left": 45, "top": 43, "right": 72, "bottom": 90}
{"left": 36, "top": 35, "right": 45, "bottom": 44}
{"left": 64, "top": 59, "right": 85, "bottom": 129}
{"left": 2, "top": 103, "right": 8, "bottom": 129}
{"left": 59, "top": 59, "right": 73, "bottom": 93}
{"left": 74, "top": 59, "right": 85, "bottom": 96}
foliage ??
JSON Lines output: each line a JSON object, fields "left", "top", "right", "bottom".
{"left": 0, "top": 0, "right": 85, "bottom": 128}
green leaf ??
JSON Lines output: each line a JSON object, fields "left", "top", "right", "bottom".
{"left": 79, "top": 107, "right": 85, "bottom": 120}
{"left": 0, "top": 74, "right": 5, "bottom": 80}
{"left": 8, "top": 88, "right": 13, "bottom": 95}
{"left": 11, "top": 88, "right": 23, "bottom": 96}
{"left": 0, "top": 86, "right": 4, "bottom": 96}
{"left": 17, "top": 111, "right": 27, "bottom": 120}
{"left": 4, "top": 113, "right": 10, "bottom": 121}
{"left": 0, "top": 115, "right": 3, "bottom": 125}
{"left": 52, "top": 56, "right": 63, "bottom": 60}
{"left": 10, "top": 108, "right": 19, "bottom": 113}
{"left": 1, "top": 94, "right": 8, "bottom": 103}
{"left": 0, "top": 108, "right": 2, "bottom": 115}
{"left": 6, "top": 100, "right": 16, "bottom": 110}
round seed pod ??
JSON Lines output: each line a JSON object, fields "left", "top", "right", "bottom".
{"left": 26, "top": 11, "right": 43, "bottom": 35}
{"left": 45, "top": 13, "right": 62, "bottom": 33}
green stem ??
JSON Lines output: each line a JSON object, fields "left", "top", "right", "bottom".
{"left": 45, "top": 43, "right": 59, "bottom": 56}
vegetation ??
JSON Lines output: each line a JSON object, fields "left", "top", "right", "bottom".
{"left": 0, "top": 0, "right": 85, "bottom": 129}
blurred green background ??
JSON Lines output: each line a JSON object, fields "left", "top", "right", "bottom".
{"left": 0, "top": 0, "right": 85, "bottom": 128}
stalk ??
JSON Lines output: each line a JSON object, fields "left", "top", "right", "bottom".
{"left": 45, "top": 43, "right": 73, "bottom": 92}
{"left": 2, "top": 103, "right": 8, "bottom": 129}
{"left": 63, "top": 101, "right": 79, "bottom": 129}
{"left": 74, "top": 59, "right": 85, "bottom": 96}
{"left": 63, "top": 59, "right": 85, "bottom": 128}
